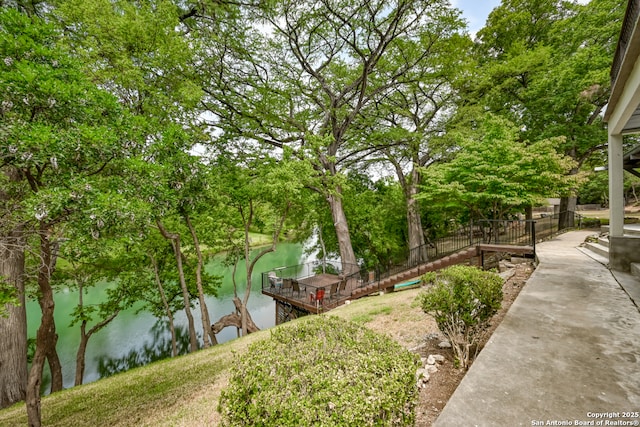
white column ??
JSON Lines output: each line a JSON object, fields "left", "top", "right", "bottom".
{"left": 608, "top": 132, "right": 625, "bottom": 237}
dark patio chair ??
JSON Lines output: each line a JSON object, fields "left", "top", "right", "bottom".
{"left": 292, "top": 279, "right": 306, "bottom": 297}
{"left": 282, "top": 278, "right": 293, "bottom": 295}
{"left": 338, "top": 279, "right": 347, "bottom": 296}
{"left": 330, "top": 281, "right": 339, "bottom": 298}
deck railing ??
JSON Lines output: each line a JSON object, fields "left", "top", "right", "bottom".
{"left": 262, "top": 211, "right": 585, "bottom": 312}
{"left": 261, "top": 261, "right": 361, "bottom": 290}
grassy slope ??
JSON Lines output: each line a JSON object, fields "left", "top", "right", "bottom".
{"left": 0, "top": 288, "right": 424, "bottom": 427}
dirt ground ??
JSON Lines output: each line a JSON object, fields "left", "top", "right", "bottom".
{"left": 364, "top": 260, "right": 535, "bottom": 426}
{"left": 577, "top": 204, "right": 640, "bottom": 219}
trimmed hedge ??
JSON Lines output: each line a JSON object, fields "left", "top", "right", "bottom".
{"left": 218, "top": 315, "right": 420, "bottom": 426}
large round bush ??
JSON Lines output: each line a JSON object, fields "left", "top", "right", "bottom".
{"left": 218, "top": 315, "right": 419, "bottom": 426}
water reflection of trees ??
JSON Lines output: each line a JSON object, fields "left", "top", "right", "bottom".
{"left": 97, "top": 321, "right": 193, "bottom": 378}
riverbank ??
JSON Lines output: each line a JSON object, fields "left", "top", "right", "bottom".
{"left": 0, "top": 261, "right": 532, "bottom": 426}
{"left": 25, "top": 241, "right": 305, "bottom": 391}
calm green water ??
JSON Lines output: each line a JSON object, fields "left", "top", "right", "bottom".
{"left": 26, "top": 242, "right": 305, "bottom": 389}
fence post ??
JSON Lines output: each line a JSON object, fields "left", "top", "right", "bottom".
{"left": 532, "top": 221, "right": 537, "bottom": 257}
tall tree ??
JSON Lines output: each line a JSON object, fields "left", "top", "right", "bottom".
{"left": 419, "top": 114, "right": 578, "bottom": 220}
{"left": 53, "top": 234, "right": 138, "bottom": 386}
{"left": 0, "top": 175, "right": 27, "bottom": 408}
{"left": 57, "top": 0, "right": 216, "bottom": 350}
{"left": 211, "top": 155, "right": 310, "bottom": 337}
{"left": 0, "top": 8, "right": 127, "bottom": 425}
{"left": 470, "top": 0, "right": 624, "bottom": 226}
{"left": 195, "top": 0, "right": 464, "bottom": 272}
{"left": 360, "top": 10, "right": 471, "bottom": 261}
{"left": 316, "top": 172, "right": 408, "bottom": 269}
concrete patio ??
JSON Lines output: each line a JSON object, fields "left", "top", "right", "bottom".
{"left": 434, "top": 230, "right": 640, "bottom": 427}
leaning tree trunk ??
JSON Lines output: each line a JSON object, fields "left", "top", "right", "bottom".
{"left": 46, "top": 345, "right": 63, "bottom": 393}
{"left": 0, "top": 228, "right": 28, "bottom": 409}
{"left": 27, "top": 326, "right": 51, "bottom": 427}
{"left": 150, "top": 255, "right": 178, "bottom": 357}
{"left": 74, "top": 323, "right": 89, "bottom": 387}
{"left": 32, "top": 225, "right": 63, "bottom": 394}
{"left": 27, "top": 228, "right": 59, "bottom": 427}
{"left": 156, "top": 221, "right": 198, "bottom": 353}
{"left": 326, "top": 192, "right": 358, "bottom": 274}
{"left": 172, "top": 238, "right": 198, "bottom": 352}
{"left": 211, "top": 297, "right": 260, "bottom": 336}
{"left": 185, "top": 215, "right": 216, "bottom": 347}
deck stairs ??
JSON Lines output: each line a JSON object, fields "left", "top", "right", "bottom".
{"left": 349, "top": 243, "right": 536, "bottom": 300}
{"left": 267, "top": 212, "right": 599, "bottom": 319}
{"left": 350, "top": 246, "right": 480, "bottom": 299}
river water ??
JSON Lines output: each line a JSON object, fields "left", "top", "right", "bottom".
{"left": 26, "top": 242, "right": 305, "bottom": 390}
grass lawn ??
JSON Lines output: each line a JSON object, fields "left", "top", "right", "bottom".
{"left": 579, "top": 204, "right": 640, "bottom": 217}
{"left": 0, "top": 288, "right": 427, "bottom": 427}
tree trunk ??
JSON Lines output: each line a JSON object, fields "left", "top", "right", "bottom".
{"left": 150, "top": 254, "right": 178, "bottom": 357}
{"left": 46, "top": 344, "right": 62, "bottom": 393}
{"left": 27, "top": 227, "right": 58, "bottom": 427}
{"left": 173, "top": 238, "right": 198, "bottom": 352}
{"left": 26, "top": 341, "right": 46, "bottom": 427}
{"left": 558, "top": 196, "right": 577, "bottom": 229}
{"left": 32, "top": 225, "right": 63, "bottom": 394}
{"left": 0, "top": 228, "right": 27, "bottom": 409}
{"left": 525, "top": 205, "right": 533, "bottom": 236}
{"left": 156, "top": 221, "right": 198, "bottom": 352}
{"left": 405, "top": 169, "right": 427, "bottom": 262}
{"left": 211, "top": 297, "right": 260, "bottom": 335}
{"left": 235, "top": 200, "right": 288, "bottom": 337}
{"left": 73, "top": 308, "right": 120, "bottom": 387}
{"left": 326, "top": 192, "right": 358, "bottom": 274}
{"left": 74, "top": 322, "right": 89, "bottom": 387}
{"left": 185, "top": 215, "right": 216, "bottom": 347}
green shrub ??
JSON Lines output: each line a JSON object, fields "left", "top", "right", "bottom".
{"left": 218, "top": 315, "right": 419, "bottom": 426}
{"left": 417, "top": 265, "right": 503, "bottom": 369}
{"left": 581, "top": 217, "right": 602, "bottom": 228}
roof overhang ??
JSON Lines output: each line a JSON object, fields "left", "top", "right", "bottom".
{"left": 624, "top": 144, "right": 640, "bottom": 178}
{"left": 604, "top": 0, "right": 640, "bottom": 134}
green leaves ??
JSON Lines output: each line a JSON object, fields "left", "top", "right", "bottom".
{"left": 471, "top": 0, "right": 623, "bottom": 170}
{"left": 219, "top": 316, "right": 419, "bottom": 426}
{"left": 0, "top": 7, "right": 132, "bottom": 242}
{"left": 418, "top": 265, "right": 503, "bottom": 368}
{"left": 58, "top": 0, "right": 201, "bottom": 117}
{"left": 420, "top": 114, "right": 576, "bottom": 219}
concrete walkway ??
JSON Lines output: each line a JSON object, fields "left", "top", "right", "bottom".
{"left": 434, "top": 230, "right": 640, "bottom": 427}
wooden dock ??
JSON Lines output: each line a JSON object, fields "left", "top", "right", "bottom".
{"left": 263, "top": 243, "right": 536, "bottom": 324}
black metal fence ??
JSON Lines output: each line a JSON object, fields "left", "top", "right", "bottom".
{"left": 361, "top": 212, "right": 584, "bottom": 287}
{"left": 534, "top": 211, "right": 584, "bottom": 241}
{"left": 262, "top": 211, "right": 585, "bottom": 307}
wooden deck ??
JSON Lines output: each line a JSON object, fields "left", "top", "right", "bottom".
{"left": 263, "top": 273, "right": 365, "bottom": 315}
{"left": 263, "top": 243, "right": 537, "bottom": 322}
